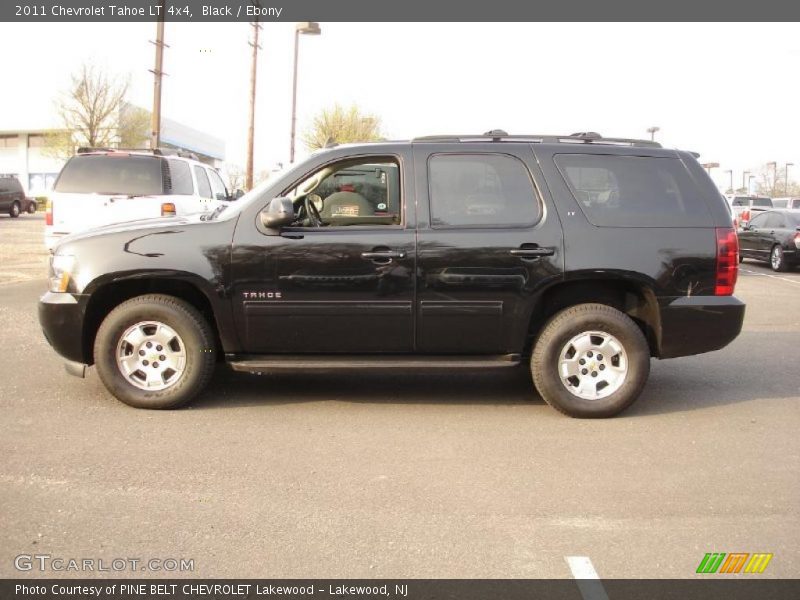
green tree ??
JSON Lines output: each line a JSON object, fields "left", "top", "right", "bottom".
{"left": 302, "top": 103, "right": 383, "bottom": 151}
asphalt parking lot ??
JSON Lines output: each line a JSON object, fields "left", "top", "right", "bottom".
{"left": 0, "top": 215, "right": 798, "bottom": 579}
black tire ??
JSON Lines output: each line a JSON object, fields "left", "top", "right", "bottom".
{"left": 770, "top": 245, "right": 787, "bottom": 272}
{"left": 531, "top": 303, "right": 650, "bottom": 418}
{"left": 27, "top": 202, "right": 36, "bottom": 214}
{"left": 94, "top": 294, "right": 216, "bottom": 409}
{"left": 739, "top": 254, "right": 744, "bottom": 264}
{"left": 9, "top": 202, "right": 20, "bottom": 218}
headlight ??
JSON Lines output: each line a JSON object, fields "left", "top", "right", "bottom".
{"left": 49, "top": 254, "right": 76, "bottom": 293}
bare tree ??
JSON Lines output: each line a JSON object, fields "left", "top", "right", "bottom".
{"left": 302, "top": 103, "right": 383, "bottom": 151}
{"left": 45, "top": 63, "right": 148, "bottom": 158}
{"left": 753, "top": 163, "right": 800, "bottom": 197}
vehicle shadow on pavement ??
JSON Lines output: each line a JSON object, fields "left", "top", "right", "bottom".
{"left": 627, "top": 331, "right": 796, "bottom": 417}
{"left": 191, "top": 331, "right": 791, "bottom": 416}
{"left": 193, "top": 366, "right": 541, "bottom": 409}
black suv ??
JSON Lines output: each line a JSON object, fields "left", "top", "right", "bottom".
{"left": 38, "top": 132, "right": 745, "bottom": 417}
{"left": 0, "top": 175, "right": 26, "bottom": 217}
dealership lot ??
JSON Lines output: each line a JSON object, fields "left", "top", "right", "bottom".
{"left": 0, "top": 217, "right": 798, "bottom": 579}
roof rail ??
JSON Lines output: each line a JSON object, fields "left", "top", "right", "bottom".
{"left": 76, "top": 147, "right": 200, "bottom": 160}
{"left": 412, "top": 131, "right": 661, "bottom": 148}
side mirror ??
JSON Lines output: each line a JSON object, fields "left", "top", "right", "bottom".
{"left": 260, "top": 197, "right": 295, "bottom": 230}
{"left": 231, "top": 189, "right": 245, "bottom": 201}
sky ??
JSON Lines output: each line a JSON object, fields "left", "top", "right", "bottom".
{"left": 1, "top": 21, "right": 799, "bottom": 191}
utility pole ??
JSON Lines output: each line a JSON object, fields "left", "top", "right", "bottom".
{"left": 246, "top": 19, "right": 262, "bottom": 190}
{"left": 725, "top": 169, "right": 733, "bottom": 194}
{"left": 149, "top": 0, "right": 167, "bottom": 149}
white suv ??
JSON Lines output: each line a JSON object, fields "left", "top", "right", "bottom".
{"left": 45, "top": 148, "right": 235, "bottom": 249}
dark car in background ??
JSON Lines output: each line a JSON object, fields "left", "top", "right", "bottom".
{"left": 0, "top": 175, "right": 26, "bottom": 217}
{"left": 739, "top": 209, "right": 800, "bottom": 271}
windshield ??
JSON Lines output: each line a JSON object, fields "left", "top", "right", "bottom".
{"left": 54, "top": 155, "right": 165, "bottom": 195}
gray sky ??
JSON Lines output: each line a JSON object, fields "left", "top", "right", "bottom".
{"left": 1, "top": 22, "right": 798, "bottom": 190}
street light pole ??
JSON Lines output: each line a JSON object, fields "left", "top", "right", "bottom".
{"left": 786, "top": 163, "right": 794, "bottom": 195}
{"left": 289, "top": 21, "right": 321, "bottom": 164}
{"left": 748, "top": 175, "right": 756, "bottom": 195}
{"left": 742, "top": 171, "right": 749, "bottom": 192}
{"left": 646, "top": 126, "right": 660, "bottom": 141}
{"left": 245, "top": 19, "right": 262, "bottom": 191}
{"left": 725, "top": 169, "right": 733, "bottom": 194}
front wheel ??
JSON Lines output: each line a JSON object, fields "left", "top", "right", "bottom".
{"left": 94, "top": 294, "right": 216, "bottom": 409}
{"left": 770, "top": 245, "right": 787, "bottom": 272}
{"left": 531, "top": 303, "right": 650, "bottom": 418}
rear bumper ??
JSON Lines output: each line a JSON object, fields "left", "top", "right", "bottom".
{"left": 38, "top": 291, "right": 90, "bottom": 364}
{"left": 658, "top": 295, "right": 745, "bottom": 359}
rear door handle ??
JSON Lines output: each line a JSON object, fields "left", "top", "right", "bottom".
{"left": 362, "top": 250, "right": 406, "bottom": 260}
{"left": 509, "top": 247, "right": 555, "bottom": 257}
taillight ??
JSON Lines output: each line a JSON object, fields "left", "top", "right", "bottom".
{"left": 161, "top": 202, "right": 176, "bottom": 216}
{"left": 45, "top": 197, "right": 53, "bottom": 226}
{"left": 715, "top": 227, "right": 739, "bottom": 296}
{"left": 794, "top": 232, "right": 800, "bottom": 250}
{"left": 741, "top": 209, "right": 750, "bottom": 223}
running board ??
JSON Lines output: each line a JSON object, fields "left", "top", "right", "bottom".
{"left": 228, "top": 354, "right": 521, "bottom": 373}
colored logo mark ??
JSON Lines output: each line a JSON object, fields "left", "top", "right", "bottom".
{"left": 696, "top": 552, "right": 773, "bottom": 574}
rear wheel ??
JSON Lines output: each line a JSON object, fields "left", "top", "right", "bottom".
{"left": 27, "top": 201, "right": 36, "bottom": 214}
{"left": 94, "top": 294, "right": 216, "bottom": 409}
{"left": 531, "top": 303, "right": 650, "bottom": 418}
{"left": 770, "top": 245, "right": 787, "bottom": 272}
{"left": 9, "top": 202, "right": 20, "bottom": 218}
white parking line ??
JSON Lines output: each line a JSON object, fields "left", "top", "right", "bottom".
{"left": 566, "top": 556, "right": 610, "bottom": 600}
{"left": 740, "top": 268, "right": 800, "bottom": 285}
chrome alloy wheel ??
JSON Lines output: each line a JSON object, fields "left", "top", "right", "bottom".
{"left": 116, "top": 321, "right": 187, "bottom": 391}
{"left": 771, "top": 246, "right": 783, "bottom": 270}
{"left": 558, "top": 330, "right": 628, "bottom": 400}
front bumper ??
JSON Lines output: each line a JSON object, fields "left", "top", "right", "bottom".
{"left": 658, "top": 295, "right": 745, "bottom": 359}
{"left": 38, "top": 291, "right": 90, "bottom": 365}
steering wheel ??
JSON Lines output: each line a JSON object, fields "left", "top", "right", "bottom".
{"left": 304, "top": 195, "right": 323, "bottom": 227}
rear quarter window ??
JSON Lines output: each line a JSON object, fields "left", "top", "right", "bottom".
{"left": 54, "top": 155, "right": 164, "bottom": 195}
{"left": 555, "top": 154, "right": 714, "bottom": 227}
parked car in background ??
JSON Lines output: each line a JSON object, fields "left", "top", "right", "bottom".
{"left": 726, "top": 195, "right": 772, "bottom": 227}
{"left": 45, "top": 148, "right": 241, "bottom": 249}
{"left": 738, "top": 209, "right": 800, "bottom": 271}
{"left": 0, "top": 175, "right": 26, "bottom": 217}
{"left": 772, "top": 197, "right": 800, "bottom": 210}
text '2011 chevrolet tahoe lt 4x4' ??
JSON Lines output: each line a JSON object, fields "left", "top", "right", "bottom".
{"left": 39, "top": 131, "right": 745, "bottom": 418}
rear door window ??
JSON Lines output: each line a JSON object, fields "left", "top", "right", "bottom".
{"left": 764, "top": 213, "right": 785, "bottom": 229}
{"left": 556, "top": 154, "right": 713, "bottom": 227}
{"left": 193, "top": 166, "right": 212, "bottom": 199}
{"left": 428, "top": 153, "right": 541, "bottom": 228}
{"left": 167, "top": 160, "right": 194, "bottom": 195}
{"left": 54, "top": 155, "right": 164, "bottom": 195}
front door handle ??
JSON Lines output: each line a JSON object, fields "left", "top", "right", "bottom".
{"left": 509, "top": 247, "right": 555, "bottom": 258}
{"left": 362, "top": 250, "right": 406, "bottom": 260}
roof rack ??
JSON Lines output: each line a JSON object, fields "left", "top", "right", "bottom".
{"left": 76, "top": 147, "right": 200, "bottom": 160}
{"left": 412, "top": 130, "right": 662, "bottom": 148}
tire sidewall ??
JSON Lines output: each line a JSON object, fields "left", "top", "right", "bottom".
{"left": 533, "top": 307, "right": 650, "bottom": 418}
{"left": 10, "top": 202, "right": 20, "bottom": 217}
{"left": 94, "top": 299, "right": 213, "bottom": 409}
